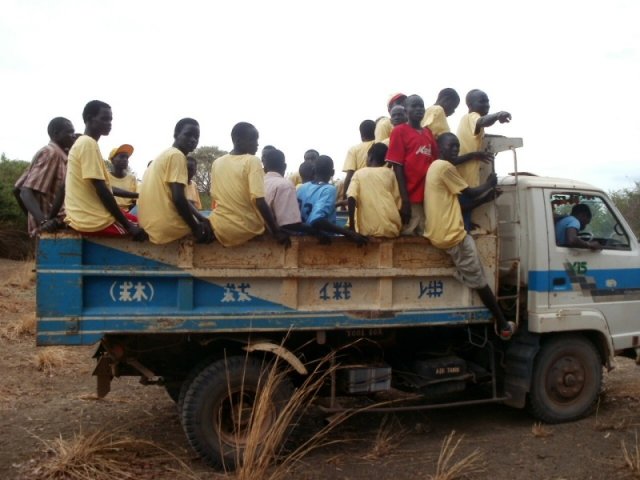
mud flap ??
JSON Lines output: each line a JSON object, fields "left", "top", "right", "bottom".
{"left": 503, "top": 330, "right": 540, "bottom": 408}
{"left": 93, "top": 355, "right": 114, "bottom": 398}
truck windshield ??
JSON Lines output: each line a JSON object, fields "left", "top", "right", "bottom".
{"left": 551, "top": 192, "right": 631, "bottom": 250}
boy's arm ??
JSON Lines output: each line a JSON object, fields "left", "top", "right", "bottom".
{"left": 452, "top": 152, "right": 494, "bottom": 166}
{"left": 92, "top": 179, "right": 147, "bottom": 241}
{"left": 112, "top": 187, "right": 139, "bottom": 199}
{"left": 255, "top": 197, "right": 290, "bottom": 246}
{"left": 19, "top": 187, "right": 46, "bottom": 224}
{"left": 391, "top": 164, "right": 411, "bottom": 224}
{"left": 461, "top": 172, "right": 497, "bottom": 201}
{"left": 311, "top": 218, "right": 368, "bottom": 246}
{"left": 281, "top": 222, "right": 332, "bottom": 244}
{"left": 342, "top": 170, "right": 355, "bottom": 200}
{"left": 347, "top": 197, "right": 357, "bottom": 231}
{"left": 13, "top": 186, "right": 28, "bottom": 215}
{"left": 169, "top": 183, "right": 211, "bottom": 243}
{"left": 475, "top": 111, "right": 512, "bottom": 134}
{"left": 188, "top": 201, "right": 208, "bottom": 222}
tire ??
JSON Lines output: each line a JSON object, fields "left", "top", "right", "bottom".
{"left": 181, "top": 356, "right": 293, "bottom": 469}
{"left": 528, "top": 335, "right": 602, "bottom": 423}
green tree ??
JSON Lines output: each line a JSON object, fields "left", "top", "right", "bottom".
{"left": 190, "top": 145, "right": 227, "bottom": 208}
{"left": 610, "top": 181, "right": 640, "bottom": 239}
{"left": 0, "top": 154, "right": 29, "bottom": 227}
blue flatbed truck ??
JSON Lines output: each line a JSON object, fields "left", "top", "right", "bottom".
{"left": 36, "top": 155, "right": 640, "bottom": 468}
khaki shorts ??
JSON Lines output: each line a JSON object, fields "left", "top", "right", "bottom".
{"left": 446, "top": 234, "right": 488, "bottom": 290}
{"left": 401, "top": 203, "right": 425, "bottom": 236}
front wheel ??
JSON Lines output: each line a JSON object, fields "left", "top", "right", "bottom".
{"left": 528, "top": 335, "right": 602, "bottom": 423}
{"left": 180, "top": 356, "right": 293, "bottom": 469}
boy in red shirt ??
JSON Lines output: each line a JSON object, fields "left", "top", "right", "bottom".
{"left": 386, "top": 94, "right": 438, "bottom": 236}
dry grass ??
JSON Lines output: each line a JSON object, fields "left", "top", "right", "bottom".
{"left": 34, "top": 347, "right": 68, "bottom": 375}
{"left": 0, "top": 258, "right": 36, "bottom": 288}
{"left": 531, "top": 422, "right": 553, "bottom": 438}
{"left": 0, "top": 313, "right": 35, "bottom": 339}
{"left": 428, "top": 430, "right": 485, "bottom": 480}
{"left": 365, "top": 415, "right": 406, "bottom": 459}
{"left": 29, "top": 429, "right": 199, "bottom": 480}
{"left": 622, "top": 431, "right": 640, "bottom": 478}
{"left": 232, "top": 351, "right": 348, "bottom": 480}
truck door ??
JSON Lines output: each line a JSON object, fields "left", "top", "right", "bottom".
{"left": 545, "top": 189, "right": 640, "bottom": 351}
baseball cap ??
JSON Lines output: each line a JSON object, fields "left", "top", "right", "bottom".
{"left": 387, "top": 93, "right": 407, "bottom": 109}
{"left": 108, "top": 144, "right": 134, "bottom": 161}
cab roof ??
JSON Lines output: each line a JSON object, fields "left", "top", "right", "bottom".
{"left": 499, "top": 173, "right": 602, "bottom": 192}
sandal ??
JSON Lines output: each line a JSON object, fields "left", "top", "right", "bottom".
{"left": 496, "top": 321, "right": 516, "bottom": 341}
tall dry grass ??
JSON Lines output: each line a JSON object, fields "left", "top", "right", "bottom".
{"left": 34, "top": 347, "right": 68, "bottom": 375}
{"left": 29, "top": 429, "right": 200, "bottom": 480}
{"left": 0, "top": 258, "right": 35, "bottom": 289}
{"left": 622, "top": 430, "right": 640, "bottom": 478}
{"left": 365, "top": 415, "right": 406, "bottom": 460}
{"left": 232, "top": 351, "right": 349, "bottom": 480}
{"left": 0, "top": 313, "right": 35, "bottom": 339}
{"left": 428, "top": 430, "right": 485, "bottom": 480}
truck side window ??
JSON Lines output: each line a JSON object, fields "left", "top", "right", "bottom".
{"left": 551, "top": 192, "right": 631, "bottom": 250}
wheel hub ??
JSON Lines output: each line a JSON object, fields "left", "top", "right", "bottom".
{"left": 546, "top": 355, "right": 585, "bottom": 402}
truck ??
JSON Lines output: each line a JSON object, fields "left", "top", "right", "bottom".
{"left": 35, "top": 139, "right": 640, "bottom": 468}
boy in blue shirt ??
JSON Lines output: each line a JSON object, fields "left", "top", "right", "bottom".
{"left": 297, "top": 155, "right": 367, "bottom": 245}
{"left": 555, "top": 204, "right": 601, "bottom": 249}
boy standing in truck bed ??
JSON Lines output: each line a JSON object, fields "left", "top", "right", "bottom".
{"left": 209, "top": 122, "right": 289, "bottom": 247}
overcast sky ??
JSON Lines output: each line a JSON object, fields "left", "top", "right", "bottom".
{"left": 1, "top": 0, "right": 638, "bottom": 192}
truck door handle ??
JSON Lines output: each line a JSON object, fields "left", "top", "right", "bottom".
{"left": 552, "top": 277, "right": 566, "bottom": 286}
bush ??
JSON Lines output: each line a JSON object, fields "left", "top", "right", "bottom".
{"left": 0, "top": 154, "right": 31, "bottom": 259}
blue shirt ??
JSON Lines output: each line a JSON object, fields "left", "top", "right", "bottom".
{"left": 555, "top": 215, "right": 581, "bottom": 246}
{"left": 297, "top": 182, "right": 337, "bottom": 225}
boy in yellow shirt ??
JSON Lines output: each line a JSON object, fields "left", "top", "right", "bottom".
{"left": 342, "top": 119, "right": 376, "bottom": 199}
{"left": 138, "top": 118, "right": 213, "bottom": 244}
{"left": 64, "top": 100, "right": 146, "bottom": 240}
{"left": 424, "top": 132, "right": 513, "bottom": 340}
{"left": 347, "top": 143, "right": 402, "bottom": 238}
{"left": 209, "top": 122, "right": 289, "bottom": 247}
{"left": 108, "top": 144, "right": 138, "bottom": 211}
{"left": 421, "top": 88, "right": 460, "bottom": 139}
{"left": 456, "top": 89, "right": 512, "bottom": 188}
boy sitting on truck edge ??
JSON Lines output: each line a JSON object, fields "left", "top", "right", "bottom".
{"left": 347, "top": 143, "right": 402, "bottom": 238}
{"left": 424, "top": 132, "right": 515, "bottom": 340}
{"left": 386, "top": 94, "right": 438, "bottom": 236}
{"left": 209, "top": 122, "right": 289, "bottom": 247}
{"left": 342, "top": 119, "right": 376, "bottom": 200}
{"left": 421, "top": 88, "right": 460, "bottom": 139}
{"left": 64, "top": 100, "right": 147, "bottom": 240}
{"left": 555, "top": 204, "right": 601, "bottom": 250}
{"left": 108, "top": 144, "right": 139, "bottom": 211}
{"left": 297, "top": 155, "right": 368, "bottom": 245}
{"left": 138, "top": 118, "right": 212, "bottom": 245}
{"left": 289, "top": 149, "right": 319, "bottom": 187}
{"left": 14, "top": 116, "right": 76, "bottom": 235}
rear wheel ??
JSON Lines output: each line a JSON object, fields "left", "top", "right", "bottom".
{"left": 181, "top": 356, "right": 293, "bottom": 469}
{"left": 528, "top": 335, "right": 601, "bottom": 423}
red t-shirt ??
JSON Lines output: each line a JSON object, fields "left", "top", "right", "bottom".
{"left": 386, "top": 123, "right": 438, "bottom": 203}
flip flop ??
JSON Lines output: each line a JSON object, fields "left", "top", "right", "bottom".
{"left": 496, "top": 321, "right": 516, "bottom": 341}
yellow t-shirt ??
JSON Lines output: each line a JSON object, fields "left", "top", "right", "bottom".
{"left": 342, "top": 140, "right": 375, "bottom": 172}
{"left": 374, "top": 117, "right": 392, "bottom": 142}
{"left": 64, "top": 135, "right": 115, "bottom": 232}
{"left": 108, "top": 172, "right": 137, "bottom": 209}
{"left": 346, "top": 166, "right": 402, "bottom": 238}
{"left": 186, "top": 181, "right": 202, "bottom": 209}
{"left": 209, "top": 154, "right": 266, "bottom": 247}
{"left": 288, "top": 171, "right": 302, "bottom": 186}
{"left": 456, "top": 112, "right": 483, "bottom": 187}
{"left": 421, "top": 105, "right": 450, "bottom": 139}
{"left": 138, "top": 147, "right": 191, "bottom": 244}
{"left": 424, "top": 160, "right": 469, "bottom": 249}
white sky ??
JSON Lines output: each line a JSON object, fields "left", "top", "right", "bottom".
{"left": 1, "top": 0, "right": 639, "bottom": 192}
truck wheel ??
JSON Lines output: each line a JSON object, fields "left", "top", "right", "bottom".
{"left": 528, "top": 335, "right": 602, "bottom": 423}
{"left": 181, "top": 356, "right": 293, "bottom": 469}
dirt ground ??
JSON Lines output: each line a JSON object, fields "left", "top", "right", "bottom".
{"left": 2, "top": 258, "right": 640, "bottom": 480}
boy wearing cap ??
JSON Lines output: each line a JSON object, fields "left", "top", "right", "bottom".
{"left": 209, "top": 122, "right": 289, "bottom": 247}
{"left": 421, "top": 88, "right": 460, "bottom": 139}
{"left": 65, "top": 100, "right": 147, "bottom": 240}
{"left": 374, "top": 93, "right": 407, "bottom": 143}
{"left": 386, "top": 94, "right": 438, "bottom": 236}
{"left": 138, "top": 119, "right": 212, "bottom": 244}
{"left": 341, "top": 120, "right": 376, "bottom": 200}
{"left": 15, "top": 116, "right": 76, "bottom": 235}
{"left": 108, "top": 144, "right": 138, "bottom": 211}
